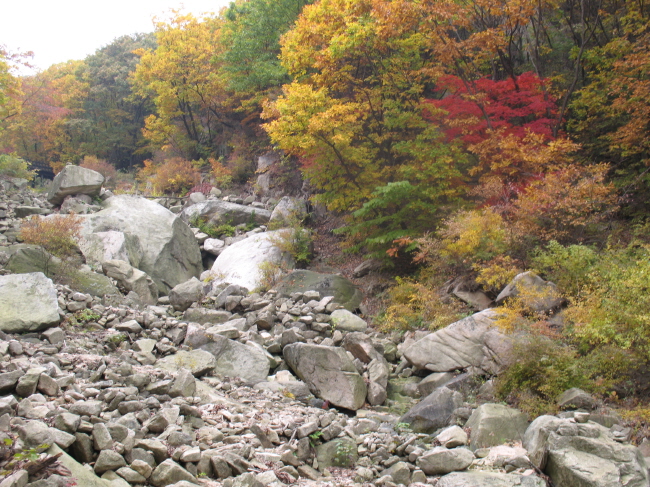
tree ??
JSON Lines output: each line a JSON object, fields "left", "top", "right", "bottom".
{"left": 132, "top": 12, "right": 232, "bottom": 160}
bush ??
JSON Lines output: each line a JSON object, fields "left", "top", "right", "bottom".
{"left": 80, "top": 156, "right": 117, "bottom": 188}
{"left": 0, "top": 154, "right": 36, "bottom": 180}
{"left": 19, "top": 214, "right": 82, "bottom": 260}
{"left": 138, "top": 157, "right": 201, "bottom": 195}
{"left": 269, "top": 227, "right": 313, "bottom": 267}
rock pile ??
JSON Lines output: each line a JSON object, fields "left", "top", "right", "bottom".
{"left": 0, "top": 179, "right": 647, "bottom": 487}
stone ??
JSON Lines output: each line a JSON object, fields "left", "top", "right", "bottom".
{"left": 169, "top": 368, "right": 197, "bottom": 398}
{"left": 78, "top": 195, "right": 202, "bottom": 294}
{"left": 284, "top": 343, "right": 367, "bottom": 410}
{"left": 315, "top": 438, "right": 358, "bottom": 469}
{"left": 0, "top": 273, "right": 61, "bottom": 333}
{"left": 199, "top": 335, "right": 270, "bottom": 383}
{"left": 94, "top": 449, "right": 127, "bottom": 474}
{"left": 47, "top": 165, "right": 104, "bottom": 206}
{"left": 16, "top": 420, "right": 53, "bottom": 451}
{"left": 436, "top": 471, "right": 547, "bottom": 487}
{"left": 379, "top": 461, "right": 411, "bottom": 485}
{"left": 417, "top": 372, "right": 456, "bottom": 397}
{"left": 206, "top": 230, "right": 295, "bottom": 291}
{"left": 269, "top": 196, "right": 307, "bottom": 225}
{"left": 403, "top": 309, "right": 513, "bottom": 375}
{"left": 47, "top": 444, "right": 113, "bottom": 487}
{"left": 437, "top": 425, "right": 469, "bottom": 448}
{"left": 0, "top": 370, "right": 24, "bottom": 394}
{"left": 156, "top": 350, "right": 216, "bottom": 377}
{"left": 181, "top": 199, "right": 271, "bottom": 227}
{"left": 418, "top": 447, "right": 475, "bottom": 475}
{"left": 557, "top": 388, "right": 597, "bottom": 410}
{"left": 203, "top": 238, "right": 225, "bottom": 256}
{"left": 169, "top": 277, "right": 203, "bottom": 311}
{"left": 276, "top": 270, "right": 363, "bottom": 311}
{"left": 330, "top": 309, "right": 367, "bottom": 332}
{"left": 400, "top": 387, "right": 463, "bottom": 433}
{"left": 465, "top": 404, "right": 529, "bottom": 451}
{"left": 495, "top": 271, "right": 562, "bottom": 313}
{"left": 150, "top": 459, "right": 198, "bottom": 486}
{"left": 102, "top": 259, "right": 158, "bottom": 305}
{"left": 42, "top": 327, "right": 65, "bottom": 345}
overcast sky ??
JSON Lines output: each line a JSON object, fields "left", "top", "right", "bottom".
{"left": 1, "top": 0, "right": 232, "bottom": 73}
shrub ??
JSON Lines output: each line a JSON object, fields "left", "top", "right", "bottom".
{"left": 269, "top": 227, "right": 313, "bottom": 267}
{"left": 80, "top": 156, "right": 117, "bottom": 188}
{"left": 138, "top": 157, "right": 201, "bottom": 195}
{"left": 0, "top": 154, "right": 36, "bottom": 180}
{"left": 19, "top": 214, "right": 82, "bottom": 260}
{"left": 188, "top": 182, "right": 214, "bottom": 196}
{"left": 209, "top": 157, "right": 233, "bottom": 188}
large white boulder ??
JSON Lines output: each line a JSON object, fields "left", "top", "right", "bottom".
{"left": 78, "top": 195, "right": 202, "bottom": 294}
{"left": 0, "top": 273, "right": 61, "bottom": 333}
{"left": 205, "top": 230, "right": 294, "bottom": 290}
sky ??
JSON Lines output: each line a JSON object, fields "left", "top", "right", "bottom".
{"left": 1, "top": 0, "right": 232, "bottom": 73}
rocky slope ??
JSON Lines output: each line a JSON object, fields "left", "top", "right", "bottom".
{"left": 0, "top": 169, "right": 647, "bottom": 487}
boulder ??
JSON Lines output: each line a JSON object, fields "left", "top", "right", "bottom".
{"left": 47, "top": 444, "right": 113, "bottom": 487}
{"left": 199, "top": 335, "right": 270, "bottom": 383}
{"left": 400, "top": 387, "right": 463, "bottom": 433}
{"left": 557, "top": 388, "right": 597, "bottom": 410}
{"left": 206, "top": 230, "right": 295, "bottom": 291}
{"left": 102, "top": 259, "right": 158, "bottom": 305}
{"left": 78, "top": 195, "right": 203, "bottom": 294}
{"left": 330, "top": 309, "right": 367, "bottom": 332}
{"left": 168, "top": 277, "right": 203, "bottom": 311}
{"left": 495, "top": 271, "right": 562, "bottom": 313}
{"left": 47, "top": 165, "right": 105, "bottom": 206}
{"left": 156, "top": 350, "right": 216, "bottom": 377}
{"left": 5, "top": 244, "right": 119, "bottom": 297}
{"left": 465, "top": 404, "right": 529, "bottom": 451}
{"left": 403, "top": 309, "right": 513, "bottom": 375}
{"left": 524, "top": 416, "right": 649, "bottom": 487}
{"left": 315, "top": 438, "right": 358, "bottom": 469}
{"left": 436, "top": 471, "right": 546, "bottom": 487}
{"left": 269, "top": 196, "right": 308, "bottom": 224}
{"left": 276, "top": 270, "right": 363, "bottom": 311}
{"left": 417, "top": 447, "right": 475, "bottom": 475}
{"left": 284, "top": 343, "right": 367, "bottom": 410}
{"left": 0, "top": 273, "right": 61, "bottom": 333}
{"left": 181, "top": 200, "right": 271, "bottom": 227}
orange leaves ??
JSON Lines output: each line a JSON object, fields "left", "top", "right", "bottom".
{"left": 138, "top": 157, "right": 201, "bottom": 196}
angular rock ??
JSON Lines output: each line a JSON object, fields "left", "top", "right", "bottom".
{"left": 169, "top": 277, "right": 203, "bottom": 311}
{"left": 0, "top": 273, "right": 60, "bottom": 333}
{"left": 283, "top": 343, "right": 367, "bottom": 410}
{"left": 437, "top": 471, "right": 546, "bottom": 487}
{"left": 495, "top": 271, "right": 561, "bottom": 313}
{"left": 269, "top": 196, "right": 307, "bottom": 225}
{"left": 199, "top": 335, "right": 270, "bottom": 383}
{"left": 417, "top": 447, "right": 475, "bottom": 475}
{"left": 315, "top": 438, "right": 358, "bottom": 469}
{"left": 436, "top": 425, "right": 469, "bottom": 448}
{"left": 465, "top": 404, "right": 529, "bottom": 451}
{"left": 102, "top": 259, "right": 158, "bottom": 305}
{"left": 206, "top": 230, "right": 294, "bottom": 291}
{"left": 181, "top": 199, "right": 271, "bottom": 227}
{"left": 403, "top": 309, "right": 513, "bottom": 375}
{"left": 150, "top": 459, "right": 198, "bottom": 487}
{"left": 156, "top": 350, "right": 216, "bottom": 377}
{"left": 79, "top": 195, "right": 202, "bottom": 294}
{"left": 47, "top": 165, "right": 104, "bottom": 206}
{"left": 400, "top": 387, "right": 463, "bottom": 433}
{"left": 330, "top": 309, "right": 367, "bottom": 332}
{"left": 557, "top": 388, "right": 597, "bottom": 410}
{"left": 94, "top": 449, "right": 126, "bottom": 474}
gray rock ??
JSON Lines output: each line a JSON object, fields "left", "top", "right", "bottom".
{"left": 437, "top": 425, "right": 469, "bottom": 448}
{"left": 315, "top": 438, "right": 358, "bottom": 469}
{"left": 403, "top": 309, "right": 513, "bottom": 375}
{"left": 417, "top": 372, "right": 456, "bottom": 397}
{"left": 78, "top": 195, "right": 202, "bottom": 294}
{"left": 276, "top": 270, "right": 363, "bottom": 311}
{"left": 102, "top": 259, "right": 158, "bottom": 305}
{"left": 436, "top": 471, "right": 546, "bottom": 487}
{"left": 330, "top": 309, "right": 367, "bottom": 332}
{"left": 169, "top": 277, "right": 203, "bottom": 311}
{"left": 47, "top": 165, "right": 104, "bottom": 206}
{"left": 379, "top": 461, "right": 411, "bottom": 485}
{"left": 205, "top": 230, "right": 295, "bottom": 291}
{"left": 418, "top": 447, "right": 475, "bottom": 475}
{"left": 156, "top": 350, "right": 216, "bottom": 377}
{"left": 495, "top": 271, "right": 561, "bottom": 313}
{"left": 181, "top": 199, "right": 271, "bottom": 227}
{"left": 557, "top": 388, "right": 597, "bottom": 410}
{"left": 0, "top": 370, "right": 24, "bottom": 394}
{"left": 284, "top": 343, "right": 367, "bottom": 410}
{"left": 94, "top": 449, "right": 126, "bottom": 474}
{"left": 465, "top": 404, "right": 529, "bottom": 451}
{"left": 150, "top": 459, "right": 198, "bottom": 486}
{"left": 169, "top": 368, "right": 197, "bottom": 398}
{"left": 0, "top": 273, "right": 61, "bottom": 333}
{"left": 269, "top": 196, "right": 307, "bottom": 225}
{"left": 47, "top": 444, "right": 112, "bottom": 487}
{"left": 400, "top": 387, "right": 463, "bottom": 433}
{"left": 17, "top": 420, "right": 53, "bottom": 451}
{"left": 200, "top": 335, "right": 270, "bottom": 383}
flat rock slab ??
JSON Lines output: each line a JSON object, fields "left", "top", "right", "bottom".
{"left": 465, "top": 403, "right": 529, "bottom": 451}
{"left": 437, "top": 471, "right": 546, "bottom": 487}
{"left": 0, "top": 272, "right": 61, "bottom": 333}
{"left": 284, "top": 343, "right": 367, "bottom": 410}
{"left": 199, "top": 335, "right": 270, "bottom": 384}
{"left": 403, "top": 309, "right": 513, "bottom": 375}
